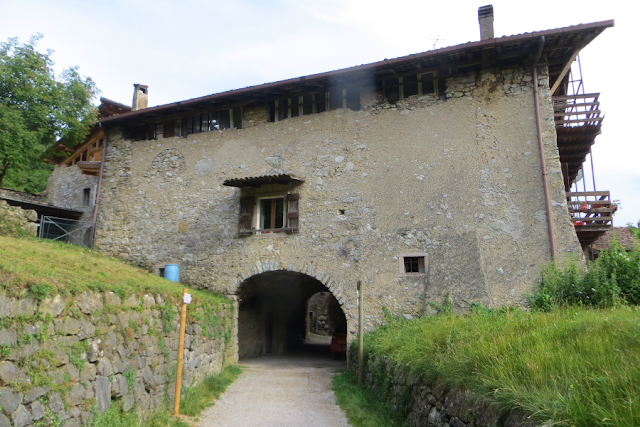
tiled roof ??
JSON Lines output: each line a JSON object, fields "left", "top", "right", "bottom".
{"left": 591, "top": 227, "right": 638, "bottom": 251}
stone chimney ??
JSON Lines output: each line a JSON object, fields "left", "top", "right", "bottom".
{"left": 132, "top": 84, "right": 149, "bottom": 111}
{"left": 478, "top": 5, "right": 494, "bottom": 41}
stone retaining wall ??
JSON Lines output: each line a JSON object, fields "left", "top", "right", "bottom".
{"left": 0, "top": 200, "right": 38, "bottom": 236}
{"left": 350, "top": 353, "right": 539, "bottom": 427}
{"left": 0, "top": 291, "right": 236, "bottom": 427}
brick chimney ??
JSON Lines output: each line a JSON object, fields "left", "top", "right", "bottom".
{"left": 132, "top": 84, "right": 149, "bottom": 111}
{"left": 478, "top": 5, "right": 494, "bottom": 41}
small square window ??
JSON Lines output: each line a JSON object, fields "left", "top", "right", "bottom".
{"left": 404, "top": 257, "right": 424, "bottom": 273}
{"left": 399, "top": 252, "right": 428, "bottom": 276}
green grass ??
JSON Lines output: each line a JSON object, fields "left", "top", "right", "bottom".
{"left": 179, "top": 365, "right": 243, "bottom": 416}
{"left": 0, "top": 234, "right": 228, "bottom": 309}
{"left": 332, "top": 370, "right": 407, "bottom": 427}
{"left": 142, "top": 411, "right": 190, "bottom": 427}
{"left": 360, "top": 307, "right": 640, "bottom": 426}
{"left": 86, "top": 362, "right": 242, "bottom": 426}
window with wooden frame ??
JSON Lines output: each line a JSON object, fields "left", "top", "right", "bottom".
{"left": 383, "top": 72, "right": 437, "bottom": 104}
{"left": 267, "top": 85, "right": 360, "bottom": 122}
{"left": 398, "top": 252, "right": 428, "bottom": 276}
{"left": 148, "top": 123, "right": 164, "bottom": 140}
{"left": 238, "top": 194, "right": 300, "bottom": 235}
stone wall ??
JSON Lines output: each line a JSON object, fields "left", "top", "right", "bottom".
{"left": 0, "top": 200, "right": 38, "bottom": 236}
{"left": 0, "top": 291, "right": 236, "bottom": 427}
{"left": 95, "top": 63, "right": 582, "bottom": 341}
{"left": 46, "top": 165, "right": 98, "bottom": 224}
{"left": 351, "top": 353, "right": 538, "bottom": 427}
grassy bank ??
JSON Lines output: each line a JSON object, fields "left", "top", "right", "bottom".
{"left": 0, "top": 235, "right": 227, "bottom": 308}
{"left": 359, "top": 307, "right": 640, "bottom": 426}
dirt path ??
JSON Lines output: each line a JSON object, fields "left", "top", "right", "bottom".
{"left": 195, "top": 343, "right": 350, "bottom": 427}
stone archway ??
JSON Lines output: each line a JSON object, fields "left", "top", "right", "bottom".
{"left": 236, "top": 270, "right": 348, "bottom": 359}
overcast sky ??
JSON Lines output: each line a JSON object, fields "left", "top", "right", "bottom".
{"left": 1, "top": 0, "right": 638, "bottom": 225}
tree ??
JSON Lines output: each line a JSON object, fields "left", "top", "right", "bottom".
{"left": 0, "top": 34, "right": 99, "bottom": 189}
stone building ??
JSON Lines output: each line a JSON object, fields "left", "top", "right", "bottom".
{"left": 71, "top": 9, "right": 612, "bottom": 357}
{"left": 40, "top": 98, "right": 133, "bottom": 245}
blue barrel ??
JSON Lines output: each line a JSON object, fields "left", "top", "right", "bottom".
{"left": 164, "top": 264, "right": 180, "bottom": 282}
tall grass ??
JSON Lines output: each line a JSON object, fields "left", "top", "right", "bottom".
{"left": 332, "top": 370, "right": 407, "bottom": 427}
{"left": 362, "top": 307, "right": 640, "bottom": 426}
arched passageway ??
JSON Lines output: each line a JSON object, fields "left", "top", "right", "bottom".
{"left": 237, "top": 271, "right": 347, "bottom": 359}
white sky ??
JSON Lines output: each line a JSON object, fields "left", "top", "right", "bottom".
{"left": 1, "top": 0, "right": 639, "bottom": 225}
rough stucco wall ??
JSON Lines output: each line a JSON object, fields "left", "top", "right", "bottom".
{"left": 95, "top": 65, "right": 581, "bottom": 336}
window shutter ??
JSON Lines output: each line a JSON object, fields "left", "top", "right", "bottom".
{"left": 286, "top": 194, "right": 300, "bottom": 233}
{"left": 239, "top": 197, "right": 254, "bottom": 235}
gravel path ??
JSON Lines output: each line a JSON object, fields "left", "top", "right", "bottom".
{"left": 196, "top": 342, "right": 350, "bottom": 427}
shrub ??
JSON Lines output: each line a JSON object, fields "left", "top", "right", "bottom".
{"left": 528, "top": 236, "right": 640, "bottom": 310}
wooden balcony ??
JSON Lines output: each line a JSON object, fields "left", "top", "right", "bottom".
{"left": 567, "top": 191, "right": 614, "bottom": 248}
{"left": 553, "top": 93, "right": 604, "bottom": 186}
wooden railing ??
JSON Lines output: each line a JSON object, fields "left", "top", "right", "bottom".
{"left": 552, "top": 93, "right": 603, "bottom": 127}
{"left": 567, "top": 191, "right": 614, "bottom": 227}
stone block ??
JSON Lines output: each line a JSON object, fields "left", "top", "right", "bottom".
{"left": 75, "top": 292, "right": 104, "bottom": 314}
{"left": 94, "top": 376, "right": 111, "bottom": 414}
{"left": 143, "top": 295, "right": 156, "bottom": 309}
{"left": 104, "top": 292, "right": 121, "bottom": 306}
{"left": 0, "top": 328, "right": 16, "bottom": 347}
{"left": 28, "top": 400, "right": 46, "bottom": 421}
{"left": 51, "top": 347, "right": 70, "bottom": 367}
{"left": 63, "top": 417, "right": 81, "bottom": 427}
{"left": 111, "top": 374, "right": 128, "bottom": 397}
{"left": 7, "top": 340, "right": 40, "bottom": 361}
{"left": 55, "top": 318, "right": 81, "bottom": 335}
{"left": 87, "top": 339, "right": 102, "bottom": 362}
{"left": 23, "top": 386, "right": 49, "bottom": 404}
{"left": 0, "top": 295, "right": 16, "bottom": 318}
{"left": 78, "top": 319, "right": 96, "bottom": 339}
{"left": 122, "top": 393, "right": 135, "bottom": 412}
{"left": 96, "top": 357, "right": 114, "bottom": 377}
{"left": 23, "top": 223, "right": 38, "bottom": 235}
{"left": 66, "top": 384, "right": 86, "bottom": 406}
{"left": 80, "top": 363, "right": 97, "bottom": 382}
{"left": 0, "top": 387, "right": 23, "bottom": 414}
{"left": 11, "top": 405, "right": 31, "bottom": 427}
{"left": 48, "top": 392, "right": 65, "bottom": 413}
{"left": 24, "top": 209, "right": 38, "bottom": 222}
{"left": 0, "top": 361, "right": 19, "bottom": 386}
{"left": 65, "top": 362, "right": 80, "bottom": 381}
{"left": 141, "top": 367, "right": 155, "bottom": 390}
{"left": 15, "top": 298, "right": 36, "bottom": 317}
{"left": 38, "top": 295, "right": 65, "bottom": 316}
{"left": 124, "top": 296, "right": 139, "bottom": 308}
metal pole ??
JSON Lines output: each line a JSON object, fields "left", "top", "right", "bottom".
{"left": 357, "top": 281, "right": 364, "bottom": 385}
{"left": 91, "top": 131, "right": 108, "bottom": 249}
{"left": 173, "top": 288, "right": 188, "bottom": 415}
{"left": 532, "top": 36, "right": 556, "bottom": 259}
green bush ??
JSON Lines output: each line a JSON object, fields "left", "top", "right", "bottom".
{"left": 528, "top": 237, "right": 640, "bottom": 310}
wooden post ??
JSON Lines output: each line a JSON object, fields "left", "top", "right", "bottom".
{"left": 357, "top": 281, "right": 364, "bottom": 385}
{"left": 173, "top": 288, "right": 188, "bottom": 416}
